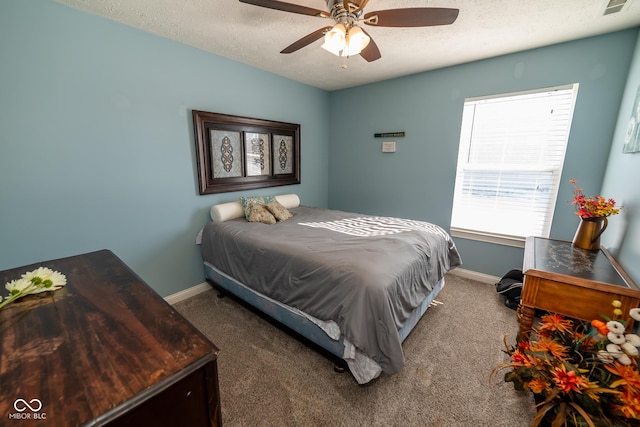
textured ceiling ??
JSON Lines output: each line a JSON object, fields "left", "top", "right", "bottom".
{"left": 55, "top": 0, "right": 640, "bottom": 91}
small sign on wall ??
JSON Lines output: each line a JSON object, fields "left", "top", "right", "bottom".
{"left": 374, "top": 131, "right": 405, "bottom": 138}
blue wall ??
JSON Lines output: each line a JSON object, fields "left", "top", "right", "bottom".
{"left": 328, "top": 30, "right": 638, "bottom": 278}
{"left": 0, "top": 0, "right": 329, "bottom": 296}
{"left": 601, "top": 31, "right": 640, "bottom": 285}
{"left": 1, "top": 0, "right": 638, "bottom": 296}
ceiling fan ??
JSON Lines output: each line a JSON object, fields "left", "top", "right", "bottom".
{"left": 239, "top": 0, "right": 459, "bottom": 63}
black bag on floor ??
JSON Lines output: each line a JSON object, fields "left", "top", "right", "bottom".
{"left": 495, "top": 269, "right": 524, "bottom": 310}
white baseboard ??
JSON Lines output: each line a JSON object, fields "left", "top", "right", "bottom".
{"left": 448, "top": 268, "right": 499, "bottom": 285}
{"left": 165, "top": 281, "right": 211, "bottom": 305}
{"left": 165, "top": 268, "right": 499, "bottom": 305}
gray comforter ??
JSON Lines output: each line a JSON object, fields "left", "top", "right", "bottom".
{"left": 200, "top": 206, "right": 461, "bottom": 374}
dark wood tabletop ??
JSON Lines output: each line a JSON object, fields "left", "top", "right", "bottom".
{"left": 530, "top": 237, "right": 635, "bottom": 288}
{"left": 0, "top": 250, "right": 220, "bottom": 426}
{"left": 518, "top": 237, "right": 640, "bottom": 340}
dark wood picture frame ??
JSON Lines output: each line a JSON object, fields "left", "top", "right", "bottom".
{"left": 193, "top": 110, "right": 300, "bottom": 194}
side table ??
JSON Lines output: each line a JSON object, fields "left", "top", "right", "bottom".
{"left": 517, "top": 237, "right": 640, "bottom": 340}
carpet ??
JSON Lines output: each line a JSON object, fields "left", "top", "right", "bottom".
{"left": 173, "top": 273, "right": 536, "bottom": 426}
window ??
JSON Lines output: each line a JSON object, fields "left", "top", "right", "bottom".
{"left": 450, "top": 84, "right": 579, "bottom": 247}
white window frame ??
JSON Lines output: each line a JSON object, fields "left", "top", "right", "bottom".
{"left": 450, "top": 84, "right": 579, "bottom": 248}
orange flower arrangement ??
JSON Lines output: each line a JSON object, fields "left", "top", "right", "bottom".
{"left": 494, "top": 302, "right": 640, "bottom": 426}
{"left": 570, "top": 179, "right": 620, "bottom": 219}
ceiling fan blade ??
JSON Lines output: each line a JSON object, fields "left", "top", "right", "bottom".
{"left": 359, "top": 29, "right": 381, "bottom": 62}
{"left": 363, "top": 8, "right": 459, "bottom": 27}
{"left": 281, "top": 26, "right": 332, "bottom": 54}
{"left": 239, "top": 0, "right": 329, "bottom": 17}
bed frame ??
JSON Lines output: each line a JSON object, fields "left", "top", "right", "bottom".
{"left": 203, "top": 261, "right": 445, "bottom": 381}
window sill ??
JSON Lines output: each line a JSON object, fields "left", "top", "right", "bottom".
{"left": 450, "top": 228, "right": 527, "bottom": 248}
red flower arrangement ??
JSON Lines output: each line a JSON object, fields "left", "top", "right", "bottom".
{"left": 570, "top": 179, "right": 620, "bottom": 219}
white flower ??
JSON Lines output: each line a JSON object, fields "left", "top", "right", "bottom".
{"left": 631, "top": 308, "right": 640, "bottom": 322}
{"left": 596, "top": 350, "right": 615, "bottom": 364}
{"left": 1, "top": 268, "right": 67, "bottom": 310}
{"left": 618, "top": 354, "right": 632, "bottom": 365}
{"left": 608, "top": 331, "right": 626, "bottom": 345}
{"left": 621, "top": 342, "right": 639, "bottom": 357}
{"left": 22, "top": 267, "right": 52, "bottom": 281}
{"left": 5, "top": 278, "right": 35, "bottom": 294}
{"left": 606, "top": 320, "right": 625, "bottom": 334}
{"left": 606, "top": 343, "right": 623, "bottom": 358}
{"left": 626, "top": 334, "right": 640, "bottom": 347}
{"left": 37, "top": 270, "right": 66, "bottom": 293}
{"left": 21, "top": 267, "right": 67, "bottom": 293}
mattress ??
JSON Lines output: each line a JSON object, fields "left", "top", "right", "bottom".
{"left": 204, "top": 261, "right": 445, "bottom": 383}
{"left": 200, "top": 205, "right": 461, "bottom": 378}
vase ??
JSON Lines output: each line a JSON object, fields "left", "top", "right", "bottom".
{"left": 572, "top": 216, "right": 607, "bottom": 251}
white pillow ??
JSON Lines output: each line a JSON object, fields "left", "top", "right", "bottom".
{"left": 274, "top": 194, "right": 300, "bottom": 209}
{"left": 210, "top": 194, "right": 300, "bottom": 221}
{"left": 210, "top": 201, "right": 244, "bottom": 222}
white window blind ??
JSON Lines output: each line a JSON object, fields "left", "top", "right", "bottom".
{"left": 450, "top": 84, "right": 579, "bottom": 247}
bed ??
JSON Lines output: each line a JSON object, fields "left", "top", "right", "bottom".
{"left": 197, "top": 194, "right": 461, "bottom": 384}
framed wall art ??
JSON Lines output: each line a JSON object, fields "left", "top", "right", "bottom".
{"left": 192, "top": 110, "right": 300, "bottom": 194}
{"left": 623, "top": 85, "right": 640, "bottom": 154}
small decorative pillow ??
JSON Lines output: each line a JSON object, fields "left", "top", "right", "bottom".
{"left": 248, "top": 204, "right": 276, "bottom": 224}
{"left": 265, "top": 200, "right": 292, "bottom": 222}
{"left": 240, "top": 195, "right": 276, "bottom": 220}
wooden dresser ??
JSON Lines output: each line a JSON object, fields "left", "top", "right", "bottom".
{"left": 517, "top": 237, "right": 640, "bottom": 340}
{"left": 0, "top": 250, "right": 221, "bottom": 426}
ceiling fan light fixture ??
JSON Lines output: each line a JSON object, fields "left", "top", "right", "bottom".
{"left": 343, "top": 25, "right": 370, "bottom": 56}
{"left": 321, "top": 23, "right": 370, "bottom": 58}
{"left": 321, "top": 23, "right": 346, "bottom": 55}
